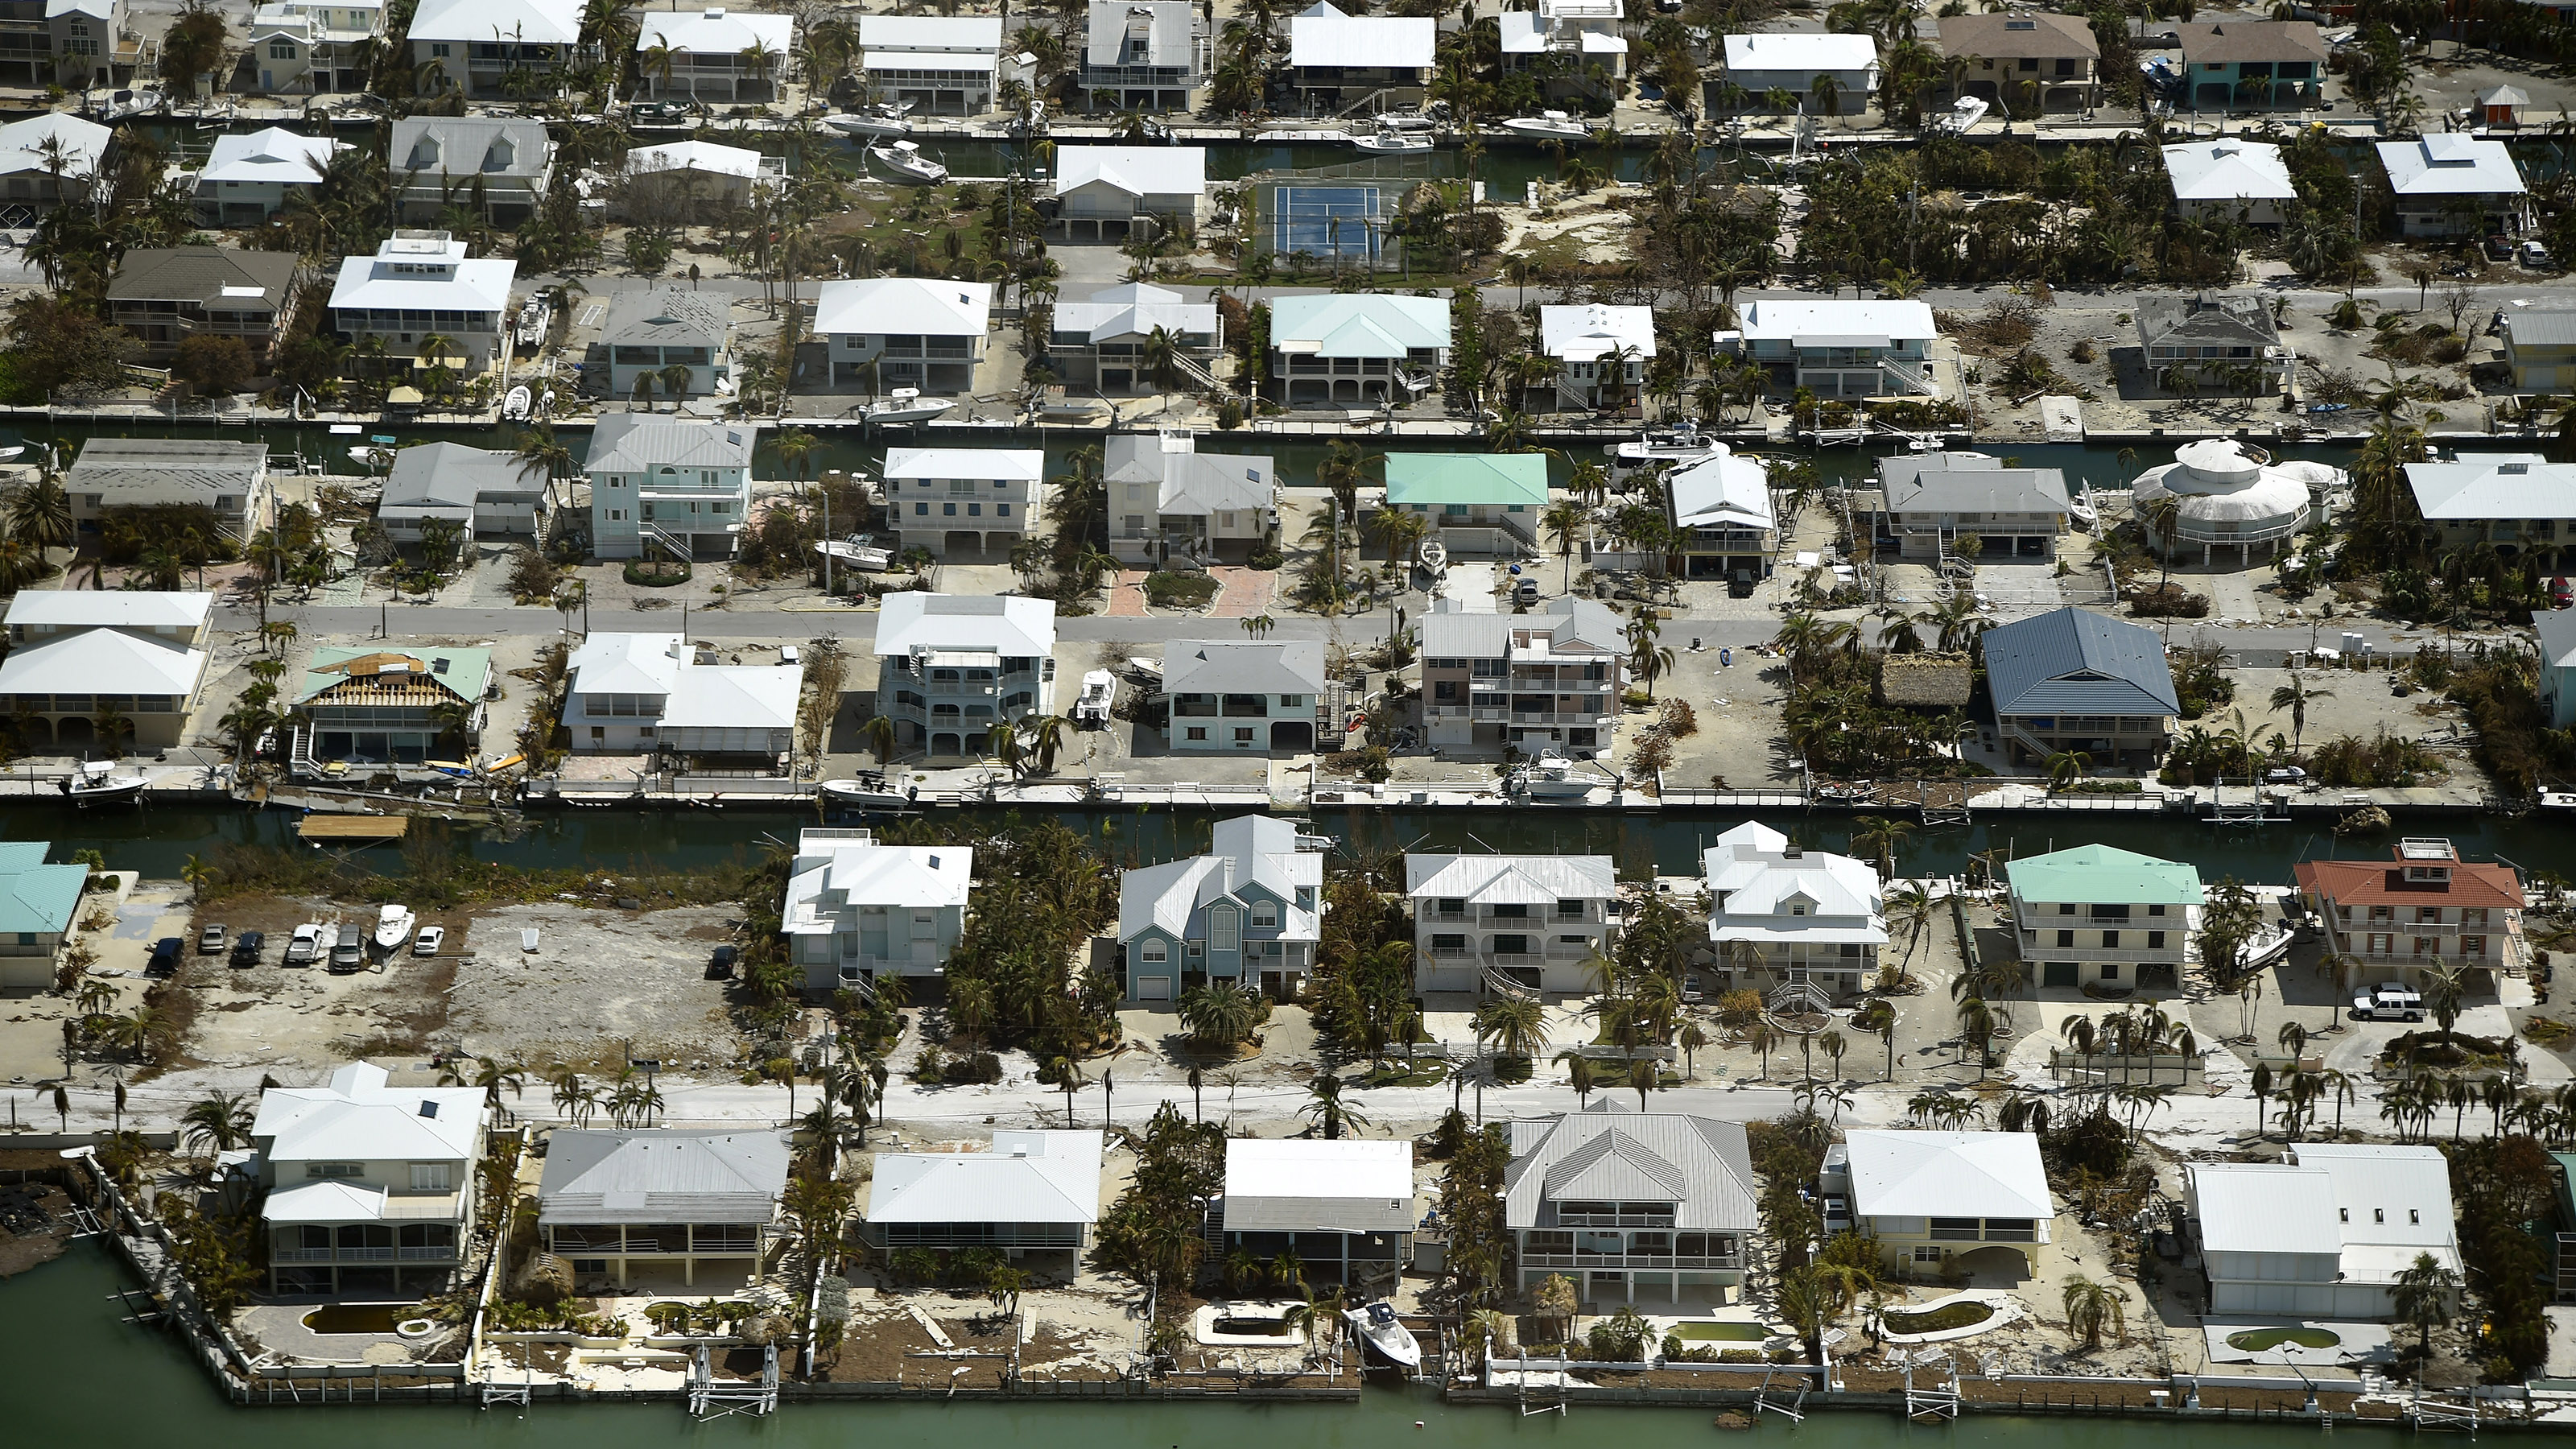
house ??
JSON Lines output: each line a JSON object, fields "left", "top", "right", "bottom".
{"left": 814, "top": 277, "right": 992, "bottom": 393}
{"left": 244, "top": 0, "right": 383, "bottom": 94}
{"left": 1285, "top": 1, "right": 1435, "bottom": 111}
{"left": 387, "top": 117, "right": 554, "bottom": 224}
{"left": 192, "top": 127, "right": 346, "bottom": 224}
{"left": 1666, "top": 445, "right": 1777, "bottom": 582}
{"left": 862, "top": 1130, "right": 1101, "bottom": 1253}
{"left": 1538, "top": 303, "right": 1653, "bottom": 411}
{"left": 1702, "top": 822, "right": 1884, "bottom": 1000}
{"left": 2162, "top": 139, "right": 2297, "bottom": 225}
{"left": 2294, "top": 838, "right": 2526, "bottom": 986}
{"left": 1506, "top": 1104, "right": 1757, "bottom": 1307}
{"left": 881, "top": 447, "right": 1045, "bottom": 561}
{"left": 2130, "top": 437, "right": 2313, "bottom": 564}
{"left": 63, "top": 438, "right": 271, "bottom": 543}
{"left": 1269, "top": 292, "right": 1449, "bottom": 407}
{"left": 0, "top": 112, "right": 112, "bottom": 208}
{"left": 1501, "top": 0, "right": 1628, "bottom": 96}
{"left": 1721, "top": 299, "right": 1941, "bottom": 399}
{"left": 1830, "top": 1129, "right": 2054, "bottom": 1279}
{"left": 104, "top": 246, "right": 299, "bottom": 367}
{"left": 2401, "top": 453, "right": 2576, "bottom": 564}
{"left": 0, "top": 0, "right": 131, "bottom": 89}
{"left": 1119, "top": 814, "right": 1323, "bottom": 1003}
{"left": 1384, "top": 453, "right": 1547, "bottom": 554}
{"left": 620, "top": 141, "right": 779, "bottom": 220}
{"left": 0, "top": 842, "right": 88, "bottom": 993}
{"left": 598, "top": 287, "right": 733, "bottom": 401}
{"left": 2478, "top": 82, "right": 2529, "bottom": 129}
{"left": 1979, "top": 606, "right": 2178, "bottom": 765}
{"left": 2539, "top": 609, "right": 2576, "bottom": 730}
{"left": 1052, "top": 283, "right": 1223, "bottom": 397}
{"left": 408, "top": 0, "right": 589, "bottom": 97}
{"left": 872, "top": 593, "right": 1057, "bottom": 757}
{"left": 1938, "top": 11, "right": 2098, "bottom": 112}
{"left": 632, "top": 7, "right": 793, "bottom": 100}
{"left": 2174, "top": 20, "right": 2324, "bottom": 110}
{"left": 295, "top": 646, "right": 492, "bottom": 764}
{"left": 376, "top": 441, "right": 549, "bottom": 542}
{"left": 1420, "top": 597, "right": 1624, "bottom": 754}
{"left": 1051, "top": 145, "right": 1206, "bottom": 242}
{"left": 1105, "top": 431, "right": 1274, "bottom": 564}
{"left": 2501, "top": 309, "right": 2576, "bottom": 393}
{"left": 1162, "top": 640, "right": 1323, "bottom": 753}
{"left": 856, "top": 14, "right": 1003, "bottom": 114}
{"left": 782, "top": 827, "right": 971, "bottom": 991}
{"left": 565, "top": 632, "right": 800, "bottom": 758}
{"left": 584, "top": 415, "right": 757, "bottom": 562}
{"left": 2008, "top": 844, "right": 2202, "bottom": 993}
{"left": 2376, "top": 134, "right": 2529, "bottom": 237}
{"left": 327, "top": 230, "right": 517, "bottom": 375}
{"left": 536, "top": 1129, "right": 790, "bottom": 1290}
{"left": 2132, "top": 290, "right": 2297, "bottom": 389}
{"left": 1876, "top": 451, "right": 2070, "bottom": 561}
{"left": 253, "top": 1061, "right": 489, "bottom": 1294}
{"left": 1406, "top": 850, "right": 1618, "bottom": 994}
{"left": 1719, "top": 32, "right": 1880, "bottom": 114}
{"left": 1080, "top": 0, "right": 1208, "bottom": 112}
{"left": 2186, "top": 1143, "right": 2461, "bottom": 1318}
{"left": 1217, "top": 1139, "right": 1414, "bottom": 1287}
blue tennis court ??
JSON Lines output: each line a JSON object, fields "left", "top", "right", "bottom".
{"left": 1273, "top": 184, "right": 1381, "bottom": 258}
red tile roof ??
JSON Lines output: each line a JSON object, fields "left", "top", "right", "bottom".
{"left": 2293, "top": 857, "right": 2524, "bottom": 910}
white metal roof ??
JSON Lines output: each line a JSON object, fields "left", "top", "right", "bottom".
{"left": 0, "top": 112, "right": 110, "bottom": 180}
{"left": 1119, "top": 815, "right": 1321, "bottom": 943}
{"left": 265, "top": 1179, "right": 391, "bottom": 1224}
{"left": 882, "top": 447, "right": 1045, "bottom": 481}
{"left": 1666, "top": 445, "right": 1776, "bottom": 531}
{"left": 1539, "top": 303, "right": 1655, "bottom": 362}
{"left": 5, "top": 590, "right": 211, "bottom": 630}
{"left": 1222, "top": 1138, "right": 1414, "bottom": 1232}
{"left": 1053, "top": 145, "right": 1208, "bottom": 199}
{"left": 1056, "top": 283, "right": 1217, "bottom": 345}
{"left": 2403, "top": 452, "right": 2576, "bottom": 521}
{"left": 253, "top": 1063, "right": 488, "bottom": 1164}
{"left": 409, "top": 0, "right": 582, "bottom": 43}
{"left": 866, "top": 1130, "right": 1101, "bottom": 1225}
{"left": 1702, "top": 821, "right": 1885, "bottom": 947}
{"left": 812, "top": 276, "right": 992, "bottom": 338}
{"left": 569, "top": 632, "right": 683, "bottom": 696}
{"left": 0, "top": 630, "right": 204, "bottom": 697}
{"left": 626, "top": 139, "right": 764, "bottom": 180}
{"left": 327, "top": 234, "right": 515, "bottom": 316}
{"left": 1722, "top": 31, "right": 1880, "bottom": 74}
{"left": 537, "top": 1129, "right": 790, "bottom": 1225}
{"left": 200, "top": 127, "right": 345, "bottom": 186}
{"left": 634, "top": 7, "right": 794, "bottom": 56}
{"left": 2162, "top": 139, "right": 2297, "bottom": 202}
{"left": 1500, "top": 10, "right": 1626, "bottom": 53}
{"left": 1289, "top": 1, "right": 1435, "bottom": 68}
{"left": 1163, "top": 639, "right": 1324, "bottom": 696}
{"left": 784, "top": 828, "right": 972, "bottom": 930}
{"left": 1736, "top": 298, "right": 1936, "bottom": 345}
{"left": 857, "top": 14, "right": 1002, "bottom": 53}
{"left": 1405, "top": 852, "right": 1616, "bottom": 904}
{"left": 663, "top": 664, "right": 799, "bottom": 733}
{"left": 2540, "top": 607, "right": 2576, "bottom": 669}
{"left": 2189, "top": 1161, "right": 2339, "bottom": 1256}
{"left": 873, "top": 592, "right": 1056, "bottom": 658}
{"left": 1843, "top": 1129, "right": 2052, "bottom": 1220}
{"left": 2378, "top": 134, "right": 2526, "bottom": 198}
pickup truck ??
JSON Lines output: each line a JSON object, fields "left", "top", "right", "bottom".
{"left": 2351, "top": 986, "right": 2426, "bottom": 1022}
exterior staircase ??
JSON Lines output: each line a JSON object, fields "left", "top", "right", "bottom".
{"left": 638, "top": 521, "right": 694, "bottom": 562}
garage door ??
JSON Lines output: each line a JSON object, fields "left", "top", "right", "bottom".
{"left": 2042, "top": 962, "right": 2078, "bottom": 989}
{"left": 1133, "top": 975, "right": 1173, "bottom": 1002}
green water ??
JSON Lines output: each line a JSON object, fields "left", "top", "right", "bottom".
{"left": 2, "top": 1244, "right": 2408, "bottom": 1441}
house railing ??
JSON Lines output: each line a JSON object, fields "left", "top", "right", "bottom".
{"left": 1517, "top": 1250, "right": 1743, "bottom": 1270}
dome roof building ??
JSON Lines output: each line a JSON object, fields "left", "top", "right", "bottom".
{"left": 2128, "top": 439, "right": 2339, "bottom": 565}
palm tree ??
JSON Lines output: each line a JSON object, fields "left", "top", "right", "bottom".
{"left": 1300, "top": 1072, "right": 1368, "bottom": 1138}
{"left": 2269, "top": 670, "right": 2333, "bottom": 757}
{"left": 1179, "top": 979, "right": 1264, "bottom": 1050}
{"left": 2421, "top": 958, "right": 2469, "bottom": 1046}
{"left": 2044, "top": 749, "right": 2093, "bottom": 791}
{"left": 179, "top": 1089, "right": 255, "bottom": 1155}
{"left": 2392, "top": 1252, "right": 2458, "bottom": 1354}
{"left": 1856, "top": 1000, "right": 1898, "bottom": 1079}
{"left": 861, "top": 715, "right": 898, "bottom": 765}
{"left": 1557, "top": 1049, "right": 1598, "bottom": 1106}
{"left": 2060, "top": 1274, "right": 2128, "bottom": 1350}
{"left": 180, "top": 853, "right": 216, "bottom": 902}
{"left": 1542, "top": 497, "right": 1587, "bottom": 592}
{"left": 1849, "top": 815, "right": 1913, "bottom": 879}
{"left": 1472, "top": 994, "right": 1546, "bottom": 1065}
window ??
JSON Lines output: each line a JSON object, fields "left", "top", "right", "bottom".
{"left": 1556, "top": 898, "right": 1584, "bottom": 919}
{"left": 1211, "top": 907, "right": 1238, "bottom": 951}
{"left": 1139, "top": 939, "right": 1168, "bottom": 964}
{"left": 2100, "top": 964, "right": 2120, "bottom": 981}
{"left": 2058, "top": 903, "right": 2074, "bottom": 915}
{"left": 2148, "top": 931, "right": 2166, "bottom": 949}
{"left": 2101, "top": 931, "right": 2119, "bottom": 949}
{"left": 410, "top": 1162, "right": 452, "bottom": 1192}
{"left": 1232, "top": 727, "right": 1254, "bottom": 742}
{"left": 915, "top": 502, "right": 927, "bottom": 515}
{"left": 1913, "top": 1245, "right": 1943, "bottom": 1263}
{"left": 270, "top": 39, "right": 297, "bottom": 57}
{"left": 1251, "top": 902, "right": 1278, "bottom": 929}
{"left": 305, "top": 1162, "right": 363, "bottom": 1179}
{"left": 943, "top": 502, "right": 956, "bottom": 516}
{"left": 997, "top": 503, "right": 1010, "bottom": 518}
{"left": 609, "top": 509, "right": 625, "bottom": 522}
{"left": 2056, "top": 930, "right": 2074, "bottom": 948}
{"left": 1186, "top": 726, "right": 1206, "bottom": 740}
{"left": 2147, "top": 903, "right": 2167, "bottom": 917}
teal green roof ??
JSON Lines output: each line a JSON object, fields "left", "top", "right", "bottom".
{"left": 1384, "top": 453, "right": 1549, "bottom": 508}
{"left": 2006, "top": 843, "right": 2204, "bottom": 904}
{"left": 0, "top": 844, "right": 86, "bottom": 935}
{"left": 297, "top": 646, "right": 494, "bottom": 706}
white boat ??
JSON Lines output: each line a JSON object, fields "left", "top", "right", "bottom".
{"left": 2243, "top": 921, "right": 2294, "bottom": 970}
{"left": 1608, "top": 423, "right": 1724, "bottom": 478}
{"left": 61, "top": 760, "right": 147, "bottom": 804}
{"left": 866, "top": 387, "right": 953, "bottom": 424}
{"left": 1352, "top": 126, "right": 1431, "bottom": 154}
{"left": 1417, "top": 538, "right": 1447, "bottom": 574}
{"left": 514, "top": 297, "right": 551, "bottom": 349}
{"left": 819, "top": 772, "right": 914, "bottom": 811}
{"left": 2066, "top": 484, "right": 2099, "bottom": 530}
{"left": 502, "top": 385, "right": 531, "bottom": 421}
{"left": 1343, "top": 1302, "right": 1420, "bottom": 1368}
{"left": 867, "top": 139, "right": 947, "bottom": 183}
{"left": 1373, "top": 111, "right": 1437, "bottom": 131}
{"left": 825, "top": 103, "right": 914, "bottom": 138}
{"left": 1501, "top": 110, "right": 1593, "bottom": 139}
{"left": 1072, "top": 670, "right": 1117, "bottom": 725}
{"left": 815, "top": 533, "right": 893, "bottom": 571}
{"left": 85, "top": 88, "right": 163, "bottom": 122}
{"left": 0, "top": 445, "right": 23, "bottom": 461}
{"left": 1511, "top": 752, "right": 1602, "bottom": 801}
{"left": 372, "top": 904, "right": 415, "bottom": 952}
{"left": 349, "top": 445, "right": 394, "bottom": 470}
{"left": 1935, "top": 94, "right": 1989, "bottom": 134}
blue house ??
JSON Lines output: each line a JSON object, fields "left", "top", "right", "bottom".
{"left": 1117, "top": 815, "right": 1324, "bottom": 1004}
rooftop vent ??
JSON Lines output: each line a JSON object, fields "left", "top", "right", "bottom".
{"left": 419, "top": 1100, "right": 440, "bottom": 1117}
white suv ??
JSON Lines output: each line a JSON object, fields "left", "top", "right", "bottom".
{"left": 2350, "top": 985, "right": 2426, "bottom": 1022}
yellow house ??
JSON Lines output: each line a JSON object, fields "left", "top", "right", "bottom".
{"left": 2503, "top": 308, "right": 2576, "bottom": 391}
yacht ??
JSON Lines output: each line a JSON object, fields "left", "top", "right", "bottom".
{"left": 1509, "top": 752, "right": 1604, "bottom": 802}
{"left": 1608, "top": 423, "right": 1724, "bottom": 479}
{"left": 865, "top": 388, "right": 954, "bottom": 424}
{"left": 867, "top": 139, "right": 948, "bottom": 184}
{"left": 1416, "top": 538, "right": 1447, "bottom": 575}
{"left": 502, "top": 384, "right": 531, "bottom": 421}
{"left": 825, "top": 103, "right": 914, "bottom": 138}
{"left": 1501, "top": 110, "right": 1593, "bottom": 139}
{"left": 1352, "top": 125, "right": 1432, "bottom": 155}
{"left": 1072, "top": 670, "right": 1117, "bottom": 726}
{"left": 372, "top": 904, "right": 415, "bottom": 952}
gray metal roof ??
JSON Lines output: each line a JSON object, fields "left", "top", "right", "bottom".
{"left": 536, "top": 1128, "right": 791, "bottom": 1225}
{"left": 1981, "top": 606, "right": 2178, "bottom": 717}
{"left": 380, "top": 442, "right": 545, "bottom": 513}
{"left": 2506, "top": 308, "right": 2576, "bottom": 347}
{"left": 64, "top": 438, "right": 267, "bottom": 508}
{"left": 1221, "top": 1138, "right": 1414, "bottom": 1233}
{"left": 1879, "top": 452, "right": 2070, "bottom": 518}
{"left": 105, "top": 246, "right": 297, "bottom": 308}
{"left": 1405, "top": 852, "right": 1616, "bottom": 902}
{"left": 1419, "top": 596, "right": 1623, "bottom": 658}
{"left": 1503, "top": 1108, "right": 1758, "bottom": 1232}
{"left": 390, "top": 115, "right": 551, "bottom": 180}
{"left": 585, "top": 414, "right": 757, "bottom": 473}
{"left": 601, "top": 287, "right": 731, "bottom": 349}
{"left": 1163, "top": 639, "right": 1323, "bottom": 696}
{"left": 2136, "top": 293, "right": 2279, "bottom": 350}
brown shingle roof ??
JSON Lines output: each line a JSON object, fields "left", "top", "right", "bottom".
{"left": 1877, "top": 652, "right": 1974, "bottom": 708}
{"left": 1937, "top": 12, "right": 2099, "bottom": 61}
{"left": 104, "top": 246, "right": 297, "bottom": 308}
{"left": 2174, "top": 20, "right": 2326, "bottom": 64}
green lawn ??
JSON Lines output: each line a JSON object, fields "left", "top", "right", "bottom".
{"left": 2227, "top": 1327, "right": 2341, "bottom": 1352}
{"left": 1671, "top": 1321, "right": 1769, "bottom": 1343}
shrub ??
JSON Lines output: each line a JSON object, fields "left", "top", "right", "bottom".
{"left": 2125, "top": 581, "right": 2209, "bottom": 618}
{"left": 171, "top": 334, "right": 255, "bottom": 396}
{"left": 623, "top": 558, "right": 691, "bottom": 587}
{"left": 1142, "top": 572, "right": 1219, "bottom": 609}
{"left": 1657, "top": 698, "right": 1699, "bottom": 738}
{"left": 1585, "top": 1307, "right": 1656, "bottom": 1361}
{"left": 2068, "top": 339, "right": 2096, "bottom": 365}
{"left": 508, "top": 545, "right": 562, "bottom": 603}
{"left": 1246, "top": 547, "right": 1283, "bottom": 570}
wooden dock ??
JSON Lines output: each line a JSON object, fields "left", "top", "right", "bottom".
{"left": 295, "top": 815, "right": 411, "bottom": 843}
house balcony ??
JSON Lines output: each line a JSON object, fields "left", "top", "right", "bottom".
{"left": 2018, "top": 937, "right": 2194, "bottom": 965}
{"left": 1080, "top": 64, "right": 1200, "bottom": 89}
{"left": 1421, "top": 908, "right": 1602, "bottom": 927}
{"left": 1519, "top": 1250, "right": 1743, "bottom": 1271}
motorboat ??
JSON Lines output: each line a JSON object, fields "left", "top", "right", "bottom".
{"left": 625, "top": 98, "right": 694, "bottom": 125}
{"left": 867, "top": 139, "right": 947, "bottom": 184}
{"left": 1935, "top": 94, "right": 1989, "bottom": 135}
{"left": 1373, "top": 110, "right": 1438, "bottom": 131}
{"left": 819, "top": 772, "right": 914, "bottom": 811}
{"left": 349, "top": 433, "right": 398, "bottom": 470}
{"left": 514, "top": 296, "right": 551, "bottom": 349}
{"left": 502, "top": 384, "right": 531, "bottom": 421}
{"left": 1501, "top": 110, "right": 1593, "bottom": 139}
{"left": 2242, "top": 920, "right": 2294, "bottom": 971}
{"left": 0, "top": 445, "right": 23, "bottom": 462}
{"left": 815, "top": 533, "right": 894, "bottom": 571}
{"left": 825, "top": 103, "right": 914, "bottom": 138}
{"left": 1608, "top": 423, "right": 1724, "bottom": 479}
{"left": 1072, "top": 670, "right": 1117, "bottom": 726}
{"left": 1509, "top": 752, "right": 1603, "bottom": 801}
{"left": 1417, "top": 538, "right": 1447, "bottom": 574}
{"left": 2066, "top": 484, "right": 2099, "bottom": 530}
{"left": 61, "top": 760, "right": 147, "bottom": 804}
{"left": 866, "top": 387, "right": 953, "bottom": 423}
{"left": 1352, "top": 125, "right": 1432, "bottom": 155}
{"left": 1343, "top": 1301, "right": 1421, "bottom": 1368}
{"left": 85, "top": 89, "right": 163, "bottom": 122}
{"left": 373, "top": 904, "right": 415, "bottom": 952}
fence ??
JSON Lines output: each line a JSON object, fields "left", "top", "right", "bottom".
{"left": 2046, "top": 1051, "right": 2206, "bottom": 1086}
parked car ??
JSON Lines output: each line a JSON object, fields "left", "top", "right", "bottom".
{"left": 413, "top": 925, "right": 444, "bottom": 956}
{"left": 2524, "top": 240, "right": 2555, "bottom": 269}
{"left": 197, "top": 923, "right": 226, "bottom": 954}
{"left": 2551, "top": 575, "right": 2573, "bottom": 609}
{"left": 1821, "top": 1195, "right": 1852, "bottom": 1234}
{"left": 328, "top": 935, "right": 365, "bottom": 972}
{"left": 147, "top": 936, "right": 184, "bottom": 975}
{"left": 230, "top": 929, "right": 264, "bottom": 966}
{"left": 1512, "top": 578, "right": 1540, "bottom": 606}
{"left": 707, "top": 944, "right": 739, "bottom": 980}
{"left": 284, "top": 923, "right": 320, "bottom": 966}
{"left": 2263, "top": 766, "right": 2308, "bottom": 785}
{"left": 2351, "top": 984, "right": 2426, "bottom": 1022}
{"left": 2487, "top": 234, "right": 2514, "bottom": 261}
{"left": 1728, "top": 569, "right": 1757, "bottom": 598}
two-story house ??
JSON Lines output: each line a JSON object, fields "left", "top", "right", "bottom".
{"left": 1268, "top": 291, "right": 1448, "bottom": 407}
{"left": 537, "top": 1129, "right": 789, "bottom": 1290}
{"left": 2296, "top": 838, "right": 2526, "bottom": 987}
{"left": 1081, "top": 0, "right": 1207, "bottom": 112}
{"left": 1703, "top": 822, "right": 1884, "bottom": 1000}
{"left": 856, "top": 14, "right": 1002, "bottom": 114}
{"left": 1667, "top": 444, "right": 1777, "bottom": 583}
{"left": 1537, "top": 303, "right": 1652, "bottom": 411}
{"left": 633, "top": 7, "right": 792, "bottom": 100}
{"left": 0, "top": 112, "right": 112, "bottom": 209}
{"left": 1720, "top": 31, "right": 1879, "bottom": 114}
{"left": 378, "top": 440, "right": 549, "bottom": 542}
{"left": 2186, "top": 1143, "right": 2462, "bottom": 1319}
{"left": 1419, "top": 597, "right": 1624, "bottom": 755}
{"left": 408, "top": 0, "right": 590, "bottom": 97}
{"left": 1052, "top": 283, "right": 1222, "bottom": 394}
{"left": 2136, "top": 292, "right": 2289, "bottom": 394}
{"left": 600, "top": 287, "right": 732, "bottom": 401}
{"left": 246, "top": 0, "right": 382, "bottom": 93}
{"left": 585, "top": 415, "right": 755, "bottom": 562}
{"left": 0, "top": 842, "right": 88, "bottom": 994}
{"left": 328, "top": 229, "right": 517, "bottom": 374}
{"left": 1938, "top": 11, "right": 2097, "bottom": 113}
{"left": 254, "top": 1061, "right": 489, "bottom": 1295}
{"left": 565, "top": 632, "right": 799, "bottom": 758}
{"left": 881, "top": 447, "right": 1044, "bottom": 562}
{"left": 1385, "top": 452, "right": 1547, "bottom": 555}
{"left": 872, "top": 592, "right": 1057, "bottom": 758}
{"left": 2378, "top": 134, "right": 2531, "bottom": 238}
{"left": 0, "top": 0, "right": 129, "bottom": 89}
{"left": 2008, "top": 843, "right": 2203, "bottom": 994}
{"left": 815, "top": 276, "right": 991, "bottom": 394}
{"left": 104, "top": 246, "right": 299, "bottom": 368}
{"left": 1830, "top": 1129, "right": 2054, "bottom": 1279}
{"left": 295, "top": 646, "right": 491, "bottom": 765}
{"left": 192, "top": 126, "right": 345, "bottom": 224}
{"left": 1980, "top": 605, "right": 2178, "bottom": 766}
{"left": 2163, "top": 139, "right": 2297, "bottom": 226}
{"left": 388, "top": 117, "right": 555, "bottom": 225}
{"left": 1052, "top": 145, "right": 1207, "bottom": 243}
{"left": 1286, "top": 0, "right": 1434, "bottom": 111}
{"left": 2503, "top": 309, "right": 2576, "bottom": 394}
{"left": 782, "top": 827, "right": 972, "bottom": 992}
{"left": 1501, "top": 0, "right": 1627, "bottom": 97}
{"left": 1876, "top": 450, "right": 2070, "bottom": 561}
{"left": 0, "top": 590, "right": 211, "bottom": 754}
{"left": 865, "top": 1130, "right": 1101, "bottom": 1253}
{"left": 1722, "top": 299, "right": 1940, "bottom": 399}
{"left": 1162, "top": 640, "right": 1322, "bottom": 753}
{"left": 1406, "top": 851, "right": 1617, "bottom": 995}
{"left": 1119, "top": 813, "right": 1323, "bottom": 1003}
{"left": 2174, "top": 19, "right": 2324, "bottom": 111}
{"left": 1105, "top": 431, "right": 1274, "bottom": 565}
{"left": 621, "top": 140, "right": 779, "bottom": 220}
{"left": 64, "top": 437, "right": 271, "bottom": 544}
{"left": 2403, "top": 454, "right": 2576, "bottom": 567}
{"left": 1217, "top": 1139, "right": 1414, "bottom": 1287}
{"left": 1506, "top": 1104, "right": 1757, "bottom": 1308}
